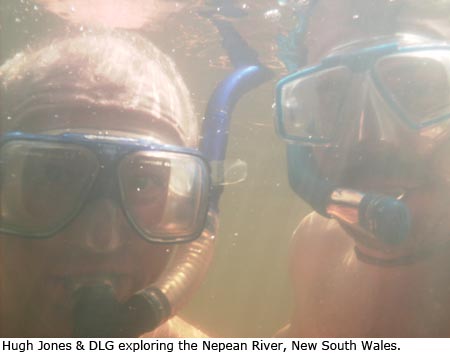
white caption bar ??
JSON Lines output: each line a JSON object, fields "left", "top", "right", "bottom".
{"left": 1, "top": 338, "right": 450, "bottom": 354}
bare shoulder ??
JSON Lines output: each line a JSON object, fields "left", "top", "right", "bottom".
{"left": 141, "top": 316, "right": 209, "bottom": 338}
{"left": 290, "top": 211, "right": 353, "bottom": 268}
{"left": 292, "top": 212, "right": 351, "bottom": 252}
{"left": 287, "top": 213, "right": 366, "bottom": 336}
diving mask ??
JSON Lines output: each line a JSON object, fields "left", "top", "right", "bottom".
{"left": 0, "top": 132, "right": 210, "bottom": 243}
{"left": 276, "top": 41, "right": 450, "bottom": 145}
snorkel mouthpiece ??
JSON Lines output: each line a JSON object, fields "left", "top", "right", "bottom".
{"left": 72, "top": 285, "right": 169, "bottom": 337}
{"left": 358, "top": 193, "right": 411, "bottom": 245}
{"left": 327, "top": 189, "right": 411, "bottom": 245}
{"left": 287, "top": 144, "right": 412, "bottom": 246}
{"left": 112, "top": 287, "right": 170, "bottom": 337}
{"left": 72, "top": 284, "right": 121, "bottom": 337}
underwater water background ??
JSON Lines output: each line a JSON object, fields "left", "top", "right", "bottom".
{"left": 0, "top": 0, "right": 310, "bottom": 337}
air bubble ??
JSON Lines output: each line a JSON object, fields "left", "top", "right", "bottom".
{"left": 264, "top": 9, "right": 281, "bottom": 22}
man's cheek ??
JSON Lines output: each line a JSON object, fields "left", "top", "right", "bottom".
{"left": 312, "top": 149, "right": 348, "bottom": 182}
{"left": 405, "top": 185, "right": 450, "bottom": 242}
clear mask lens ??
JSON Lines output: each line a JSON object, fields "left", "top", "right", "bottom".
{"left": 119, "top": 151, "right": 209, "bottom": 243}
{"left": 0, "top": 141, "right": 98, "bottom": 237}
{"left": 280, "top": 66, "right": 352, "bottom": 142}
{"left": 375, "top": 51, "right": 450, "bottom": 127}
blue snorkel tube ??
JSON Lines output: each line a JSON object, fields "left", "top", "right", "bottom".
{"left": 97, "top": 5, "right": 272, "bottom": 338}
{"left": 200, "top": 16, "right": 273, "bottom": 210}
{"left": 278, "top": 0, "right": 411, "bottom": 249}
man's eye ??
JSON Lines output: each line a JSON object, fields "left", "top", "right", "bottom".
{"left": 132, "top": 175, "right": 164, "bottom": 192}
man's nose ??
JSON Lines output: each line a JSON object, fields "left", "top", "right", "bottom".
{"left": 69, "top": 199, "right": 128, "bottom": 254}
{"left": 336, "top": 80, "right": 402, "bottom": 150}
{"left": 357, "top": 97, "right": 396, "bottom": 146}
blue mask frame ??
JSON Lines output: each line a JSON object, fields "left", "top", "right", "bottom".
{"left": 0, "top": 131, "right": 211, "bottom": 243}
{"left": 276, "top": 42, "right": 450, "bottom": 145}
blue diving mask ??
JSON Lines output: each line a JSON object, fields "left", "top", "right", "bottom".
{"left": 272, "top": 39, "right": 450, "bottom": 249}
{"left": 276, "top": 42, "right": 450, "bottom": 145}
{"left": 0, "top": 131, "right": 210, "bottom": 243}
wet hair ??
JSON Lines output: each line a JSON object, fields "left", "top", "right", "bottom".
{"left": 0, "top": 30, "right": 198, "bottom": 146}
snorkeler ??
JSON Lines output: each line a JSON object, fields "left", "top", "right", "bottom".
{"left": 0, "top": 31, "right": 216, "bottom": 338}
{"left": 275, "top": 0, "right": 450, "bottom": 337}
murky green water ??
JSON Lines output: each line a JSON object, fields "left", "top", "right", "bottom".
{"left": 0, "top": 0, "right": 310, "bottom": 337}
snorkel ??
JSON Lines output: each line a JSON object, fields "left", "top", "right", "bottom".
{"left": 73, "top": 6, "right": 272, "bottom": 337}
{"left": 286, "top": 145, "right": 412, "bottom": 246}
{"left": 277, "top": 0, "right": 412, "bottom": 248}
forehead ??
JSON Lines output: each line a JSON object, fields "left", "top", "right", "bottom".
{"left": 1, "top": 106, "right": 183, "bottom": 146}
{"left": 305, "top": 0, "right": 450, "bottom": 63}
